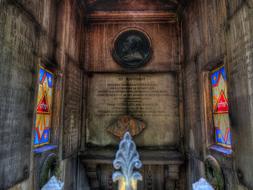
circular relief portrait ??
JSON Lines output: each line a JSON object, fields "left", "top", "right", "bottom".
{"left": 113, "top": 30, "right": 152, "bottom": 68}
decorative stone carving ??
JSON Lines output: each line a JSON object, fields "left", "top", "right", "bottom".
{"left": 192, "top": 178, "right": 214, "bottom": 190}
{"left": 107, "top": 115, "right": 146, "bottom": 139}
{"left": 112, "top": 132, "right": 143, "bottom": 190}
{"left": 113, "top": 30, "right": 152, "bottom": 68}
{"left": 41, "top": 176, "right": 64, "bottom": 190}
{"left": 81, "top": 149, "right": 184, "bottom": 190}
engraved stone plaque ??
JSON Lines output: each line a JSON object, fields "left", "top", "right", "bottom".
{"left": 87, "top": 74, "right": 179, "bottom": 147}
{"left": 0, "top": 5, "right": 36, "bottom": 189}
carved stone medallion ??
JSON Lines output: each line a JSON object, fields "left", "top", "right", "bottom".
{"left": 113, "top": 30, "right": 152, "bottom": 68}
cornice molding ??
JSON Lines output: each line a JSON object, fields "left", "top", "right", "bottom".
{"left": 86, "top": 11, "right": 178, "bottom": 23}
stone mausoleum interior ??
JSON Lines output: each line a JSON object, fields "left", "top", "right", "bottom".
{"left": 0, "top": 0, "right": 253, "bottom": 189}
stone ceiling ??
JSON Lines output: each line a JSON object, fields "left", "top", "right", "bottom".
{"left": 83, "top": 0, "right": 182, "bottom": 12}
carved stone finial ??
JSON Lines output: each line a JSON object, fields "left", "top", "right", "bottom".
{"left": 112, "top": 132, "right": 143, "bottom": 190}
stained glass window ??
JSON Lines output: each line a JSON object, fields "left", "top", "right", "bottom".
{"left": 211, "top": 66, "right": 231, "bottom": 148}
{"left": 34, "top": 67, "right": 54, "bottom": 147}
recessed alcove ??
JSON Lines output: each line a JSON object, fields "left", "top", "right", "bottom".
{"left": 0, "top": 0, "right": 253, "bottom": 190}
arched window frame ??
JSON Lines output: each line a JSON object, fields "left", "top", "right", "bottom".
{"left": 202, "top": 63, "right": 232, "bottom": 155}
{"left": 210, "top": 65, "right": 232, "bottom": 148}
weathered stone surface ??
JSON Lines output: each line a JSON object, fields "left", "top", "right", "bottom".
{"left": 54, "top": 1, "right": 85, "bottom": 189}
{"left": 0, "top": 4, "right": 36, "bottom": 189}
{"left": 87, "top": 0, "right": 178, "bottom": 12}
{"left": 18, "top": 0, "right": 44, "bottom": 24}
{"left": 226, "top": 4, "right": 253, "bottom": 188}
{"left": 62, "top": 156, "right": 78, "bottom": 190}
{"left": 62, "top": 59, "right": 83, "bottom": 158}
{"left": 183, "top": 0, "right": 253, "bottom": 189}
{"left": 0, "top": 0, "right": 85, "bottom": 189}
{"left": 87, "top": 73, "right": 179, "bottom": 147}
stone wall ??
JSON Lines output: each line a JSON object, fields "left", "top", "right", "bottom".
{"left": 55, "top": 0, "right": 86, "bottom": 189}
{"left": 1, "top": 0, "right": 253, "bottom": 189}
{"left": 57, "top": 0, "right": 84, "bottom": 160}
{"left": 227, "top": 1, "right": 253, "bottom": 188}
{"left": 82, "top": 6, "right": 182, "bottom": 149}
{"left": 182, "top": 0, "right": 253, "bottom": 189}
{"left": 0, "top": 0, "right": 86, "bottom": 189}
{"left": 85, "top": 22, "right": 180, "bottom": 72}
{"left": 80, "top": 2, "right": 185, "bottom": 189}
{"left": 0, "top": 0, "right": 52, "bottom": 189}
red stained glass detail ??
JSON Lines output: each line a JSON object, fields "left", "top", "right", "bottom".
{"left": 215, "top": 90, "right": 229, "bottom": 113}
{"left": 37, "top": 94, "right": 50, "bottom": 113}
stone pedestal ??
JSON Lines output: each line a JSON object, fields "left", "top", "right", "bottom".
{"left": 80, "top": 149, "right": 184, "bottom": 190}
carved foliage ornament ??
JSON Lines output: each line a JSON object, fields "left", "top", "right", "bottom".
{"left": 113, "top": 30, "right": 152, "bottom": 68}
{"left": 112, "top": 132, "right": 143, "bottom": 190}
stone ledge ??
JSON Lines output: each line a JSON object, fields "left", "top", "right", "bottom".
{"left": 33, "top": 145, "right": 58, "bottom": 154}
{"left": 209, "top": 145, "right": 232, "bottom": 156}
{"left": 80, "top": 149, "right": 184, "bottom": 165}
